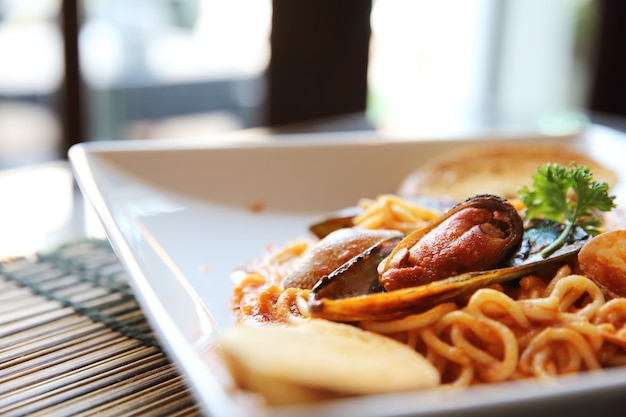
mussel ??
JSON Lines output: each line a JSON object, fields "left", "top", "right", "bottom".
{"left": 304, "top": 195, "right": 589, "bottom": 322}
{"left": 308, "top": 249, "right": 582, "bottom": 321}
{"left": 377, "top": 194, "right": 524, "bottom": 291}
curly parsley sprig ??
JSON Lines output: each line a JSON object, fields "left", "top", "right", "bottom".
{"left": 518, "top": 162, "right": 616, "bottom": 258}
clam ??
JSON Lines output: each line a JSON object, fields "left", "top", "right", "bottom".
{"left": 282, "top": 228, "right": 403, "bottom": 290}
{"left": 310, "top": 234, "right": 403, "bottom": 300}
{"left": 307, "top": 195, "right": 589, "bottom": 322}
{"left": 578, "top": 229, "right": 626, "bottom": 298}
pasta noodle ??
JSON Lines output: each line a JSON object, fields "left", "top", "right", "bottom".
{"left": 352, "top": 194, "right": 441, "bottom": 232}
{"left": 231, "top": 195, "right": 626, "bottom": 389}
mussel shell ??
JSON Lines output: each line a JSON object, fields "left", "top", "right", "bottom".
{"left": 309, "top": 207, "right": 360, "bottom": 239}
{"left": 309, "top": 245, "right": 584, "bottom": 322}
{"left": 377, "top": 194, "right": 524, "bottom": 290}
{"left": 505, "top": 219, "right": 589, "bottom": 266}
{"left": 308, "top": 196, "right": 587, "bottom": 322}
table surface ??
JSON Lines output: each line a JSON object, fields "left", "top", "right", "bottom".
{"left": 0, "top": 151, "right": 202, "bottom": 415}
{"left": 0, "top": 240, "right": 201, "bottom": 416}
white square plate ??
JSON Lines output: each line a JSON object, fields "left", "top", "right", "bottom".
{"left": 70, "top": 126, "right": 626, "bottom": 417}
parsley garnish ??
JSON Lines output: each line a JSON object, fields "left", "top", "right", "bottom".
{"left": 519, "top": 162, "right": 616, "bottom": 258}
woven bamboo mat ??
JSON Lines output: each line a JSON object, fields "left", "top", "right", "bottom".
{"left": 0, "top": 240, "right": 202, "bottom": 417}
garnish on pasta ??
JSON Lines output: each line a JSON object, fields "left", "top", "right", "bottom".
{"left": 519, "top": 162, "right": 617, "bottom": 257}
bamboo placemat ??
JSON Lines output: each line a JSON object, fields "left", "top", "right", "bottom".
{"left": 0, "top": 240, "right": 201, "bottom": 417}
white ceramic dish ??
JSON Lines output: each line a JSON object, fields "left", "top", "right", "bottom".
{"left": 70, "top": 126, "right": 626, "bottom": 417}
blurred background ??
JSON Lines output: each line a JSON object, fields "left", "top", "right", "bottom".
{"left": 0, "top": 0, "right": 625, "bottom": 169}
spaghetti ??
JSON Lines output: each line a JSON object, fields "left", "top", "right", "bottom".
{"left": 231, "top": 195, "right": 626, "bottom": 388}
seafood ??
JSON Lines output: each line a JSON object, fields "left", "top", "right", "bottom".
{"left": 305, "top": 195, "right": 589, "bottom": 322}
{"left": 282, "top": 228, "right": 403, "bottom": 290}
{"left": 378, "top": 195, "right": 524, "bottom": 291}
{"left": 308, "top": 248, "right": 583, "bottom": 322}
{"left": 310, "top": 234, "right": 403, "bottom": 301}
{"left": 579, "top": 229, "right": 626, "bottom": 298}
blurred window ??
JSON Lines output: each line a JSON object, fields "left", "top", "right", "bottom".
{"left": 367, "top": 0, "right": 596, "bottom": 136}
{"left": 0, "top": 0, "right": 606, "bottom": 168}
{"left": 80, "top": 0, "right": 272, "bottom": 140}
{"left": 0, "top": 0, "right": 63, "bottom": 167}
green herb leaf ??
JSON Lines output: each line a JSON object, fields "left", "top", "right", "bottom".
{"left": 518, "top": 162, "right": 616, "bottom": 257}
